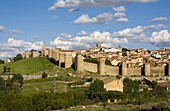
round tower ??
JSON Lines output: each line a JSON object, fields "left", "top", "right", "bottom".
{"left": 64, "top": 53, "right": 73, "bottom": 68}
{"left": 98, "top": 59, "right": 105, "bottom": 76}
{"left": 75, "top": 55, "right": 84, "bottom": 72}
{"left": 144, "top": 62, "right": 150, "bottom": 76}
{"left": 59, "top": 52, "right": 64, "bottom": 66}
{"left": 121, "top": 62, "right": 127, "bottom": 76}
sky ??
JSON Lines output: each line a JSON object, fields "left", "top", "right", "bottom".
{"left": 0, "top": 0, "right": 170, "bottom": 59}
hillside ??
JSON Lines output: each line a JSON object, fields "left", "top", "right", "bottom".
{"left": 0, "top": 57, "right": 55, "bottom": 75}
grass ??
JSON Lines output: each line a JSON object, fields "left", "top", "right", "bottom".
{"left": 23, "top": 77, "right": 57, "bottom": 84}
{"left": 0, "top": 57, "right": 55, "bottom": 75}
{"left": 22, "top": 81, "right": 89, "bottom": 95}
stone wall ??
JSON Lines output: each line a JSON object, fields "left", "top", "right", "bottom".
{"left": 150, "top": 67, "right": 164, "bottom": 76}
{"left": 105, "top": 65, "right": 119, "bottom": 76}
{"left": 127, "top": 67, "right": 141, "bottom": 76}
{"left": 84, "top": 62, "right": 98, "bottom": 72}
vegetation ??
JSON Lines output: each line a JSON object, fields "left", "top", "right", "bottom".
{"left": 84, "top": 58, "right": 99, "bottom": 64}
{"left": 105, "top": 58, "right": 112, "bottom": 66}
{"left": 0, "top": 57, "right": 55, "bottom": 74}
{"left": 0, "top": 75, "right": 169, "bottom": 110}
{"left": 0, "top": 59, "right": 4, "bottom": 64}
{"left": 42, "top": 72, "right": 48, "bottom": 78}
{"left": 0, "top": 74, "right": 24, "bottom": 94}
{"left": 13, "top": 54, "right": 22, "bottom": 61}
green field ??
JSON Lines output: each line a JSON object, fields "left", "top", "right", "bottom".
{"left": 0, "top": 57, "right": 55, "bottom": 74}
{"left": 22, "top": 81, "right": 89, "bottom": 95}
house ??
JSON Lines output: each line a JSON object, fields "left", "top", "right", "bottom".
{"left": 102, "top": 77, "right": 124, "bottom": 92}
{"left": 4, "top": 59, "right": 11, "bottom": 63}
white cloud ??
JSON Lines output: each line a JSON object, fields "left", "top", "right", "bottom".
{"left": 50, "top": 31, "right": 128, "bottom": 50}
{"left": 113, "top": 6, "right": 126, "bottom": 12}
{"left": 9, "top": 29, "right": 22, "bottom": 34}
{"left": 143, "top": 24, "right": 167, "bottom": 30}
{"left": 151, "top": 17, "right": 168, "bottom": 22}
{"left": 113, "top": 26, "right": 144, "bottom": 37}
{"left": 116, "top": 18, "right": 129, "bottom": 22}
{"left": 32, "top": 35, "right": 38, "bottom": 38}
{"left": 54, "top": 33, "right": 72, "bottom": 38}
{"left": 68, "top": 8, "right": 79, "bottom": 13}
{"left": 113, "top": 12, "right": 126, "bottom": 18}
{"left": 52, "top": 15, "right": 59, "bottom": 19}
{"left": 77, "top": 30, "right": 88, "bottom": 36}
{"left": 112, "top": 24, "right": 169, "bottom": 46}
{"left": 49, "top": 0, "right": 157, "bottom": 10}
{"left": 74, "top": 13, "right": 113, "bottom": 24}
{"left": 149, "top": 30, "right": 170, "bottom": 46}
{"left": 0, "top": 25, "right": 5, "bottom": 32}
{"left": 0, "top": 38, "right": 43, "bottom": 59}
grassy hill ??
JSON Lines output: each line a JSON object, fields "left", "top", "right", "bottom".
{"left": 0, "top": 57, "right": 55, "bottom": 74}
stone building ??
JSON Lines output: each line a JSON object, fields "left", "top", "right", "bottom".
{"left": 32, "top": 51, "right": 40, "bottom": 58}
{"left": 102, "top": 77, "right": 124, "bottom": 92}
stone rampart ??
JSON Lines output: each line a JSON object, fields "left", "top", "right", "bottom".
{"left": 84, "top": 62, "right": 98, "bottom": 73}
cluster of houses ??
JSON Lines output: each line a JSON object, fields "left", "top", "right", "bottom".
{"left": 78, "top": 43, "right": 170, "bottom": 68}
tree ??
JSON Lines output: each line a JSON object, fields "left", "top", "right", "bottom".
{"left": 13, "top": 54, "right": 22, "bottom": 61}
{"left": 11, "top": 74, "right": 24, "bottom": 87}
{"left": 3, "top": 66, "right": 7, "bottom": 72}
{"left": 7, "top": 67, "right": 11, "bottom": 72}
{"left": 0, "top": 59, "right": 4, "bottom": 64}
{"left": 89, "top": 79, "right": 106, "bottom": 94}
{"left": 105, "top": 58, "right": 112, "bottom": 65}
{"left": 42, "top": 72, "right": 48, "bottom": 78}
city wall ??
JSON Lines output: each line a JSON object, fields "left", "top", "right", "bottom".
{"left": 74, "top": 55, "right": 169, "bottom": 77}
{"left": 40, "top": 49, "right": 169, "bottom": 77}
{"left": 84, "top": 62, "right": 98, "bottom": 72}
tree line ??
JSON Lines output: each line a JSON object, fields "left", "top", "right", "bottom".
{"left": 0, "top": 76, "right": 169, "bottom": 111}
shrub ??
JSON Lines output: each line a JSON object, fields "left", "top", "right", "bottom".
{"left": 42, "top": 72, "right": 48, "bottom": 78}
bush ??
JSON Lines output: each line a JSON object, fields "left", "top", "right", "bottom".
{"left": 42, "top": 72, "right": 48, "bottom": 78}
{"left": 84, "top": 58, "right": 99, "bottom": 64}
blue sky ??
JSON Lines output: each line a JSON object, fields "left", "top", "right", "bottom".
{"left": 0, "top": 0, "right": 170, "bottom": 59}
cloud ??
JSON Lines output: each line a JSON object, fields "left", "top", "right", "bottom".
{"left": 0, "top": 25, "right": 5, "bottom": 32}
{"left": 149, "top": 30, "right": 170, "bottom": 46}
{"left": 52, "top": 15, "right": 59, "bottom": 19}
{"left": 0, "top": 38, "right": 43, "bottom": 59}
{"left": 77, "top": 30, "right": 88, "bottom": 36}
{"left": 68, "top": 8, "right": 79, "bottom": 13}
{"left": 32, "top": 35, "right": 38, "bottom": 38}
{"left": 54, "top": 33, "right": 72, "bottom": 38}
{"left": 116, "top": 18, "right": 129, "bottom": 22}
{"left": 113, "top": 6, "right": 126, "bottom": 12}
{"left": 151, "top": 17, "right": 168, "bottom": 22}
{"left": 113, "top": 26, "right": 144, "bottom": 37}
{"left": 9, "top": 29, "right": 22, "bottom": 34}
{"left": 113, "top": 12, "right": 126, "bottom": 18}
{"left": 48, "top": 0, "right": 157, "bottom": 10}
{"left": 143, "top": 24, "right": 167, "bottom": 30}
{"left": 74, "top": 13, "right": 113, "bottom": 24}
{"left": 112, "top": 24, "right": 169, "bottom": 47}
{"left": 50, "top": 31, "right": 128, "bottom": 50}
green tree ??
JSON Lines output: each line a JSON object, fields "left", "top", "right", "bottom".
{"left": 13, "top": 54, "right": 22, "bottom": 61}
{"left": 0, "top": 59, "right": 4, "bottom": 64}
{"left": 42, "top": 72, "right": 48, "bottom": 78}
{"left": 7, "top": 67, "right": 11, "bottom": 72}
{"left": 3, "top": 66, "right": 7, "bottom": 72}
{"left": 153, "top": 85, "right": 168, "bottom": 98}
{"left": 89, "top": 79, "right": 106, "bottom": 94}
{"left": 105, "top": 58, "right": 112, "bottom": 65}
{"left": 11, "top": 74, "right": 23, "bottom": 87}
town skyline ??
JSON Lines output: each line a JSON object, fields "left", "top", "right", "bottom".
{"left": 0, "top": 0, "right": 170, "bottom": 59}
